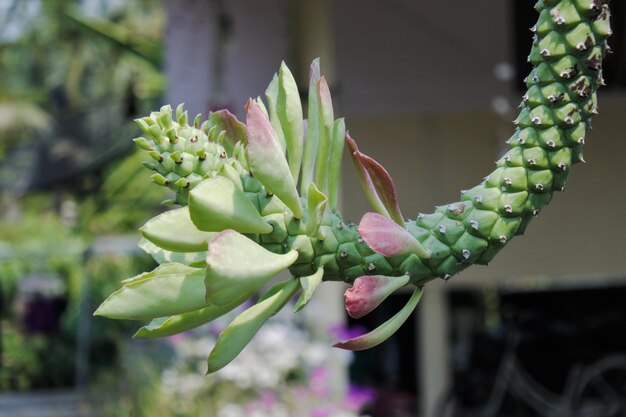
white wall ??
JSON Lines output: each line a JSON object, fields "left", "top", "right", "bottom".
{"left": 333, "top": 0, "right": 512, "bottom": 115}
{"left": 166, "top": 0, "right": 289, "bottom": 119}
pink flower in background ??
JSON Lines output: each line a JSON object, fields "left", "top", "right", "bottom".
{"left": 258, "top": 391, "right": 277, "bottom": 408}
{"left": 309, "top": 366, "right": 329, "bottom": 397}
{"left": 344, "top": 384, "right": 377, "bottom": 410}
{"left": 310, "top": 408, "right": 330, "bottom": 417}
{"left": 166, "top": 333, "right": 188, "bottom": 346}
{"left": 329, "top": 323, "right": 368, "bottom": 341}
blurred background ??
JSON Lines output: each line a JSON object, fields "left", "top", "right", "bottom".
{"left": 1, "top": 1, "right": 626, "bottom": 417}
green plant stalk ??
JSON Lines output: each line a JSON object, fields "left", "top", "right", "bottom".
{"left": 96, "top": 0, "right": 612, "bottom": 371}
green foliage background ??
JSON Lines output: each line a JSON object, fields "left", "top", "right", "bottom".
{"left": 0, "top": 0, "right": 168, "bottom": 391}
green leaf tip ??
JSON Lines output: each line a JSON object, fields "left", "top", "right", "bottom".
{"left": 206, "top": 278, "right": 299, "bottom": 374}
{"left": 306, "top": 183, "right": 328, "bottom": 239}
{"left": 328, "top": 118, "right": 346, "bottom": 210}
{"left": 264, "top": 73, "right": 287, "bottom": 153}
{"left": 277, "top": 61, "right": 304, "bottom": 184}
{"left": 301, "top": 58, "right": 321, "bottom": 197}
{"left": 133, "top": 297, "right": 242, "bottom": 339}
{"left": 314, "top": 76, "right": 335, "bottom": 194}
{"left": 293, "top": 267, "right": 324, "bottom": 312}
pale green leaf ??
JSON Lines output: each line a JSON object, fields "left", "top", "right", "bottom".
{"left": 140, "top": 206, "right": 216, "bottom": 252}
{"left": 133, "top": 297, "right": 242, "bottom": 338}
{"left": 277, "top": 62, "right": 304, "bottom": 184}
{"left": 189, "top": 176, "right": 272, "bottom": 234}
{"left": 301, "top": 58, "right": 321, "bottom": 197}
{"left": 293, "top": 267, "right": 324, "bottom": 312}
{"left": 314, "top": 77, "right": 334, "bottom": 193}
{"left": 264, "top": 74, "right": 287, "bottom": 153}
{"left": 306, "top": 183, "right": 327, "bottom": 239}
{"left": 204, "top": 230, "right": 299, "bottom": 306}
{"left": 138, "top": 238, "right": 206, "bottom": 266}
{"left": 328, "top": 118, "right": 346, "bottom": 210}
{"left": 206, "top": 279, "right": 299, "bottom": 373}
{"left": 94, "top": 264, "right": 208, "bottom": 320}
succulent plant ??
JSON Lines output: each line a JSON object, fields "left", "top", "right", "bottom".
{"left": 96, "top": 0, "right": 612, "bottom": 373}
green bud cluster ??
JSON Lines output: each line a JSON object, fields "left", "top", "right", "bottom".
{"left": 134, "top": 104, "right": 248, "bottom": 205}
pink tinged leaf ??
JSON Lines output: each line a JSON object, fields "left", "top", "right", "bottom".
{"left": 254, "top": 96, "right": 268, "bottom": 117}
{"left": 344, "top": 275, "right": 410, "bottom": 319}
{"left": 245, "top": 99, "right": 302, "bottom": 218}
{"left": 301, "top": 58, "right": 321, "bottom": 196}
{"left": 314, "top": 76, "right": 335, "bottom": 194}
{"left": 208, "top": 109, "right": 247, "bottom": 153}
{"left": 334, "top": 286, "right": 423, "bottom": 351}
{"left": 346, "top": 135, "right": 405, "bottom": 227}
{"left": 310, "top": 57, "right": 321, "bottom": 82}
{"left": 346, "top": 135, "right": 389, "bottom": 218}
{"left": 358, "top": 212, "right": 431, "bottom": 259}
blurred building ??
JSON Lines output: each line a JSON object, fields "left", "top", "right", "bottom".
{"left": 165, "top": 1, "right": 626, "bottom": 416}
